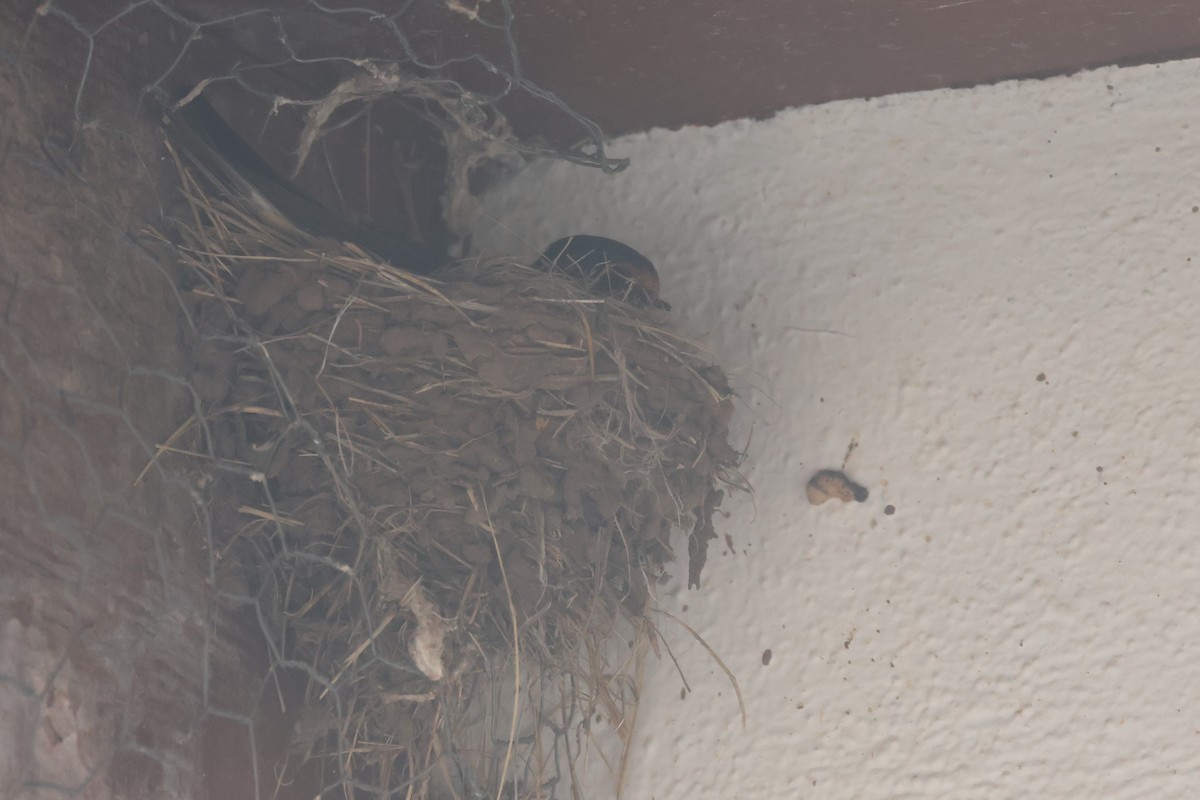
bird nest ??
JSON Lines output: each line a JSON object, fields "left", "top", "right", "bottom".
{"left": 158, "top": 140, "right": 744, "bottom": 798}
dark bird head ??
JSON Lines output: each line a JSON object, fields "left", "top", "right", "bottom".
{"left": 539, "top": 235, "right": 669, "bottom": 310}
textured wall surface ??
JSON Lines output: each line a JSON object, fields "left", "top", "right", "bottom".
{"left": 474, "top": 58, "right": 1200, "bottom": 799}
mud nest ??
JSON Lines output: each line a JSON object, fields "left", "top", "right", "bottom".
{"left": 159, "top": 140, "right": 744, "bottom": 798}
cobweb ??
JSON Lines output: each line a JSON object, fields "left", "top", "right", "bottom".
{"left": 27, "top": 0, "right": 630, "bottom": 256}
{"left": 0, "top": 1, "right": 643, "bottom": 798}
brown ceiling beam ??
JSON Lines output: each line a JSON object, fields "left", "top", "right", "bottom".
{"left": 499, "top": 0, "right": 1200, "bottom": 139}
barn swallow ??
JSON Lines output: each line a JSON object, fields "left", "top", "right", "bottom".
{"left": 539, "top": 235, "right": 669, "bottom": 310}
{"left": 167, "top": 94, "right": 668, "bottom": 307}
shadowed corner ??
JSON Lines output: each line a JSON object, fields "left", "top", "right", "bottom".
{"left": 165, "top": 92, "right": 453, "bottom": 275}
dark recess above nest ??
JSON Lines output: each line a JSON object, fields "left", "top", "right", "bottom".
{"left": 492, "top": 0, "right": 1200, "bottom": 142}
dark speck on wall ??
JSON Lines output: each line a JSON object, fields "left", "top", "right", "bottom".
{"left": 1036, "top": 372, "right": 1047, "bottom": 383}
{"left": 761, "top": 649, "right": 772, "bottom": 666}
{"left": 884, "top": 504, "right": 896, "bottom": 515}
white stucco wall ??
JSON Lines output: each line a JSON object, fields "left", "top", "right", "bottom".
{"left": 474, "top": 58, "right": 1200, "bottom": 799}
